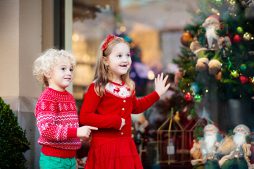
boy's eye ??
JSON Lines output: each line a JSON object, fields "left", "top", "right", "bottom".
{"left": 127, "top": 53, "right": 130, "bottom": 57}
{"left": 61, "top": 67, "right": 66, "bottom": 71}
{"left": 117, "top": 54, "right": 122, "bottom": 58}
{"left": 70, "top": 68, "right": 74, "bottom": 72}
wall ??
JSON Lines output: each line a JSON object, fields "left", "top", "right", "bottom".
{"left": 0, "top": 0, "right": 20, "bottom": 97}
{"left": 0, "top": 0, "right": 72, "bottom": 168}
{"left": 0, "top": 0, "right": 43, "bottom": 168}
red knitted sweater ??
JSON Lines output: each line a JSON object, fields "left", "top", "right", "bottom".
{"left": 35, "top": 87, "right": 81, "bottom": 158}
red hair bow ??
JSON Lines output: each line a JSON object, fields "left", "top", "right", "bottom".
{"left": 101, "top": 34, "right": 116, "bottom": 51}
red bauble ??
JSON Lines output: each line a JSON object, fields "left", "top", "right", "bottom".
{"left": 233, "top": 34, "right": 241, "bottom": 43}
{"left": 239, "top": 75, "right": 249, "bottom": 84}
{"left": 184, "top": 92, "right": 193, "bottom": 102}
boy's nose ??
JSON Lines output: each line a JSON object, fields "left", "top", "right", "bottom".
{"left": 67, "top": 69, "right": 72, "bottom": 75}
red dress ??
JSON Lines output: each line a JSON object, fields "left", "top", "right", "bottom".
{"left": 79, "top": 81, "right": 159, "bottom": 169}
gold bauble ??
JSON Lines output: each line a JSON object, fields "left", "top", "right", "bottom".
{"left": 181, "top": 32, "right": 193, "bottom": 46}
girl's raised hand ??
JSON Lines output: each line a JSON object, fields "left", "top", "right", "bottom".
{"left": 154, "top": 73, "right": 170, "bottom": 97}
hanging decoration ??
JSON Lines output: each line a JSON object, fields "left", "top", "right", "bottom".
{"left": 180, "top": 32, "right": 193, "bottom": 47}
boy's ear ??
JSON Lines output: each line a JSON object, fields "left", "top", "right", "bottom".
{"left": 44, "top": 72, "right": 51, "bottom": 79}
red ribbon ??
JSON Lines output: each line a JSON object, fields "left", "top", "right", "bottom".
{"left": 101, "top": 34, "right": 116, "bottom": 52}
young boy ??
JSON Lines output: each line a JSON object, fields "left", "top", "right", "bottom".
{"left": 33, "top": 49, "right": 97, "bottom": 169}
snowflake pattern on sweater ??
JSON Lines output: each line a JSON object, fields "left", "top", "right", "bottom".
{"left": 35, "top": 88, "right": 81, "bottom": 155}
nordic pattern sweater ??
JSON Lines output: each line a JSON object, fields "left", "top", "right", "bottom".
{"left": 35, "top": 87, "right": 81, "bottom": 158}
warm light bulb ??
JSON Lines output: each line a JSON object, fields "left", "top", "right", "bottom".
{"left": 120, "top": 25, "right": 126, "bottom": 33}
{"left": 147, "top": 70, "right": 155, "bottom": 80}
{"left": 72, "top": 33, "right": 80, "bottom": 42}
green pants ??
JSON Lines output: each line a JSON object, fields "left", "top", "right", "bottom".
{"left": 205, "top": 160, "right": 220, "bottom": 169}
{"left": 193, "top": 163, "right": 205, "bottom": 169}
{"left": 40, "top": 153, "right": 77, "bottom": 169}
{"left": 221, "top": 158, "right": 248, "bottom": 169}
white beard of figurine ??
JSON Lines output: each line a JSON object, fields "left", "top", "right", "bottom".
{"left": 204, "top": 133, "right": 217, "bottom": 153}
{"left": 205, "top": 26, "right": 219, "bottom": 49}
{"left": 233, "top": 133, "right": 246, "bottom": 148}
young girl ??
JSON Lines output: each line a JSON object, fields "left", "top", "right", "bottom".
{"left": 33, "top": 49, "right": 97, "bottom": 169}
{"left": 79, "top": 35, "right": 170, "bottom": 169}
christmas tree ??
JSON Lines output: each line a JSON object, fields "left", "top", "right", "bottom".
{"left": 174, "top": 0, "right": 254, "bottom": 122}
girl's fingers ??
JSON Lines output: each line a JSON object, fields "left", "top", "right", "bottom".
{"left": 163, "top": 75, "right": 169, "bottom": 84}
{"left": 156, "top": 73, "right": 170, "bottom": 86}
{"left": 87, "top": 126, "right": 98, "bottom": 130}
{"left": 158, "top": 73, "right": 161, "bottom": 81}
{"left": 157, "top": 73, "right": 160, "bottom": 81}
{"left": 166, "top": 83, "right": 171, "bottom": 89}
{"left": 160, "top": 73, "right": 164, "bottom": 81}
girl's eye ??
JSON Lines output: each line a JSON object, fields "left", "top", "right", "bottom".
{"left": 70, "top": 68, "right": 74, "bottom": 72}
{"left": 127, "top": 53, "right": 130, "bottom": 57}
{"left": 117, "top": 54, "right": 122, "bottom": 58}
{"left": 61, "top": 67, "right": 66, "bottom": 71}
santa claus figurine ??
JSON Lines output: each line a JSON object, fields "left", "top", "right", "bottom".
{"left": 190, "top": 124, "right": 220, "bottom": 169}
{"left": 200, "top": 124, "right": 221, "bottom": 169}
{"left": 202, "top": 15, "right": 220, "bottom": 49}
{"left": 219, "top": 124, "right": 252, "bottom": 169}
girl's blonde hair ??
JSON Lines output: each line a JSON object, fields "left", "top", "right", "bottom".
{"left": 94, "top": 35, "right": 134, "bottom": 96}
{"left": 33, "top": 48, "right": 76, "bottom": 86}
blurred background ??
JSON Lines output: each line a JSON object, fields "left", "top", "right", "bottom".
{"left": 1, "top": 0, "right": 254, "bottom": 169}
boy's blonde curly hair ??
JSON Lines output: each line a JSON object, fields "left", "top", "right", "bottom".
{"left": 33, "top": 48, "right": 76, "bottom": 86}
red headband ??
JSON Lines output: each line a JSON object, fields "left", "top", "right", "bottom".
{"left": 101, "top": 34, "right": 116, "bottom": 52}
